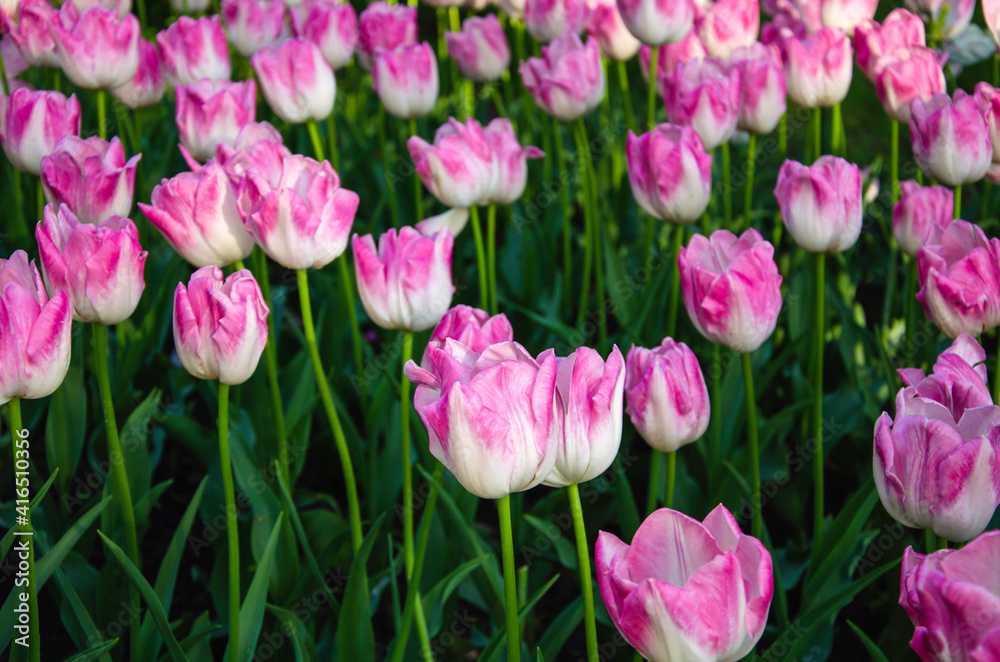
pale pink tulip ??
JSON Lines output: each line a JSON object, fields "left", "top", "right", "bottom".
{"left": 626, "top": 123, "right": 712, "bottom": 223}
{"left": 519, "top": 31, "right": 606, "bottom": 121}
{"left": 662, "top": 56, "right": 741, "bottom": 150}
{"left": 39, "top": 135, "right": 140, "bottom": 224}
{"left": 783, "top": 26, "right": 853, "bottom": 108}
{"left": 697, "top": 0, "right": 759, "bottom": 58}
{"left": 356, "top": 2, "right": 417, "bottom": 70}
{"left": 8, "top": 0, "right": 59, "bottom": 68}
{"left": 373, "top": 42, "right": 439, "bottom": 119}
{"left": 446, "top": 15, "right": 512, "bottom": 81}
{"left": 617, "top": 0, "right": 694, "bottom": 45}
{"left": 875, "top": 47, "right": 946, "bottom": 123}
{"left": 893, "top": 181, "right": 953, "bottom": 257}
{"left": 50, "top": 4, "right": 139, "bottom": 89}
{"left": 728, "top": 42, "right": 787, "bottom": 134}
{"left": 251, "top": 38, "right": 336, "bottom": 124}
{"left": 175, "top": 79, "right": 257, "bottom": 164}
{"left": 290, "top": 0, "right": 358, "bottom": 70}
{"left": 156, "top": 15, "right": 230, "bottom": 87}
{"left": 221, "top": 0, "right": 287, "bottom": 58}
{"left": 524, "top": 0, "right": 589, "bottom": 42}
{"left": 0, "top": 88, "right": 81, "bottom": 175}
{"left": 774, "top": 155, "right": 863, "bottom": 253}
{"left": 586, "top": 0, "right": 641, "bottom": 60}
{"left": 421, "top": 305, "right": 514, "bottom": 368}
{"left": 408, "top": 117, "right": 498, "bottom": 208}
{"left": 854, "top": 9, "right": 926, "bottom": 82}
{"left": 910, "top": 91, "right": 992, "bottom": 187}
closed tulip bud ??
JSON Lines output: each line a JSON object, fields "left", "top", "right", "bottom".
{"left": 173, "top": 266, "right": 270, "bottom": 385}
{"left": 524, "top": 0, "right": 588, "bottom": 42}
{"left": 910, "top": 91, "right": 993, "bottom": 187}
{"left": 50, "top": 5, "right": 139, "bottom": 89}
{"left": 156, "top": 15, "right": 230, "bottom": 87}
{"left": 446, "top": 15, "right": 511, "bottom": 81}
{"left": 784, "top": 26, "right": 853, "bottom": 108}
{"left": 0, "top": 88, "right": 81, "bottom": 175}
{"left": 175, "top": 79, "right": 257, "bottom": 164}
{"left": 373, "top": 42, "right": 439, "bottom": 119}
{"left": 112, "top": 39, "right": 164, "bottom": 110}
{"left": 774, "top": 156, "right": 863, "bottom": 253}
{"left": 626, "top": 124, "right": 712, "bottom": 223}
{"left": 520, "top": 31, "right": 605, "bottom": 121}
{"left": 404, "top": 340, "right": 559, "bottom": 498}
{"left": 917, "top": 220, "right": 1000, "bottom": 339}
{"left": 820, "top": 0, "right": 876, "bottom": 36}
{"left": 170, "top": 0, "right": 210, "bottom": 13}
{"left": 639, "top": 32, "right": 707, "bottom": 93}
{"left": 617, "top": 0, "right": 694, "bottom": 46}
{"left": 585, "top": 0, "right": 641, "bottom": 61}
{"left": 40, "top": 135, "right": 139, "bottom": 224}
{"left": 36, "top": 205, "right": 146, "bottom": 325}
{"left": 975, "top": 82, "right": 1000, "bottom": 165}
{"left": 9, "top": 0, "right": 59, "bottom": 68}
{"left": 252, "top": 38, "right": 336, "bottom": 125}
{"left": 408, "top": 117, "right": 498, "bottom": 208}
{"left": 290, "top": 0, "right": 358, "bottom": 70}
{"left": 357, "top": 2, "right": 418, "bottom": 70}
{"left": 662, "top": 56, "right": 741, "bottom": 150}
{"left": 893, "top": 181, "right": 953, "bottom": 257}
{"left": 680, "top": 229, "right": 783, "bottom": 353}
{"left": 728, "top": 42, "right": 787, "bottom": 134}
{"left": 905, "top": 0, "right": 974, "bottom": 40}
{"left": 697, "top": 0, "right": 759, "bottom": 58}
{"left": 596, "top": 505, "right": 773, "bottom": 662}
{"left": 875, "top": 335, "right": 1000, "bottom": 542}
{"left": 483, "top": 118, "right": 544, "bottom": 205}
{"left": 422, "top": 305, "right": 514, "bottom": 367}
{"left": 244, "top": 153, "right": 360, "bottom": 269}
{"left": 139, "top": 164, "right": 253, "bottom": 268}
{"left": 222, "top": 0, "right": 287, "bottom": 58}
{"left": 0, "top": 251, "right": 72, "bottom": 404}
{"left": 875, "top": 47, "right": 946, "bottom": 123}
{"left": 854, "top": 9, "right": 926, "bottom": 82}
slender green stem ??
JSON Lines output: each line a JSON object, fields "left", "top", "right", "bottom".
{"left": 436, "top": 8, "right": 448, "bottom": 65}
{"left": 891, "top": 121, "right": 900, "bottom": 204}
{"left": 414, "top": 602, "right": 433, "bottom": 662}
{"left": 647, "top": 45, "right": 660, "bottom": 130}
{"left": 250, "top": 250, "right": 289, "bottom": 484}
{"left": 554, "top": 120, "right": 572, "bottom": 296}
{"left": 135, "top": 0, "right": 147, "bottom": 27}
{"left": 574, "top": 118, "right": 606, "bottom": 350}
{"left": 711, "top": 344, "right": 722, "bottom": 471}
{"left": 498, "top": 495, "right": 521, "bottom": 662}
{"left": 327, "top": 113, "right": 339, "bottom": 170}
{"left": 409, "top": 117, "right": 424, "bottom": 220}
{"left": 617, "top": 59, "right": 634, "bottom": 131}
{"left": 567, "top": 484, "right": 598, "bottom": 662}
{"left": 721, "top": 141, "right": 731, "bottom": 226}
{"left": 778, "top": 112, "right": 787, "bottom": 158}
{"left": 645, "top": 451, "right": 662, "bottom": 513}
{"left": 744, "top": 134, "right": 756, "bottom": 230}
{"left": 937, "top": 536, "right": 949, "bottom": 551}
{"left": 296, "top": 269, "right": 364, "bottom": 552}
{"left": 96, "top": 89, "right": 107, "bottom": 141}
{"left": 812, "top": 107, "right": 821, "bottom": 161}
{"left": 741, "top": 352, "right": 762, "bottom": 541}
{"left": 400, "top": 332, "right": 414, "bottom": 576}
{"left": 664, "top": 451, "right": 676, "bottom": 508}
{"left": 490, "top": 84, "right": 509, "bottom": 121}
{"left": 904, "top": 256, "right": 917, "bottom": 355}
{"left": 487, "top": 205, "right": 498, "bottom": 314}
{"left": 10, "top": 168, "right": 27, "bottom": 242}
{"left": 307, "top": 121, "right": 326, "bottom": 161}
{"left": 924, "top": 528, "right": 936, "bottom": 554}
{"left": 93, "top": 324, "right": 140, "bottom": 662}
{"left": 217, "top": 382, "right": 240, "bottom": 662}
{"left": 337, "top": 258, "right": 365, "bottom": 401}
{"left": 469, "top": 207, "right": 489, "bottom": 310}
{"left": 378, "top": 106, "right": 399, "bottom": 227}
{"left": 666, "top": 223, "right": 683, "bottom": 337}
{"left": 994, "top": 52, "right": 999, "bottom": 88}
{"left": 9, "top": 398, "right": 40, "bottom": 662}
{"left": 954, "top": 185, "right": 962, "bottom": 219}
{"left": 831, "top": 103, "right": 844, "bottom": 157}
{"left": 813, "top": 252, "right": 825, "bottom": 549}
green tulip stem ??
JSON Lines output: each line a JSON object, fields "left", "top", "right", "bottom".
{"left": 745, "top": 133, "right": 756, "bottom": 230}
{"left": 487, "top": 204, "right": 499, "bottom": 314}
{"left": 307, "top": 120, "right": 326, "bottom": 161}
{"left": 666, "top": 223, "right": 684, "bottom": 338}
{"left": 721, "top": 141, "right": 732, "bottom": 226}
{"left": 96, "top": 89, "right": 107, "bottom": 141}
{"left": 664, "top": 451, "right": 676, "bottom": 508}
{"left": 400, "top": 331, "right": 414, "bottom": 576}
{"left": 409, "top": 117, "right": 424, "bottom": 220}
{"left": 8, "top": 398, "right": 40, "bottom": 662}
{"left": 217, "top": 381, "right": 239, "bottom": 662}
{"left": 645, "top": 451, "right": 662, "bottom": 514}
{"left": 470, "top": 206, "right": 489, "bottom": 310}
{"left": 617, "top": 59, "right": 634, "bottom": 131}
{"left": 498, "top": 495, "right": 521, "bottom": 662}
{"left": 741, "top": 352, "right": 763, "bottom": 541}
{"left": 891, "top": 120, "right": 900, "bottom": 204}
{"left": 554, "top": 120, "right": 573, "bottom": 297}
{"left": 954, "top": 184, "right": 962, "bottom": 219}
{"left": 568, "top": 483, "right": 599, "bottom": 662}
{"left": 647, "top": 45, "right": 660, "bottom": 130}
{"left": 813, "top": 252, "right": 826, "bottom": 549}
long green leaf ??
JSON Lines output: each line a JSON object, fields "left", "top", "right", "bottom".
{"left": 52, "top": 566, "right": 114, "bottom": 662}
{"left": 0, "top": 469, "right": 59, "bottom": 560}
{"left": 847, "top": 620, "right": 890, "bottom": 662}
{"left": 480, "top": 574, "right": 561, "bottom": 662}
{"left": 335, "top": 513, "right": 386, "bottom": 662}
{"left": 536, "top": 597, "right": 584, "bottom": 661}
{"left": 422, "top": 555, "right": 489, "bottom": 636}
{"left": 63, "top": 638, "right": 119, "bottom": 662}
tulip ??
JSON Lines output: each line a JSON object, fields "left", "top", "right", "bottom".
{"left": 50, "top": 5, "right": 139, "bottom": 89}
{"left": 251, "top": 38, "right": 336, "bottom": 125}
{"left": 446, "top": 15, "right": 512, "bottom": 82}
{"left": 854, "top": 9, "right": 926, "bottom": 81}
{"left": 625, "top": 338, "right": 710, "bottom": 452}
{"left": 728, "top": 42, "right": 787, "bottom": 135}
{"left": 408, "top": 117, "right": 498, "bottom": 208}
{"left": 524, "top": 0, "right": 589, "bottom": 42}
{"left": 0, "top": 88, "right": 81, "bottom": 175}
{"left": 243, "top": 153, "right": 360, "bottom": 269}
{"left": 976, "top": 82, "right": 1000, "bottom": 165}
{"left": 139, "top": 164, "right": 254, "bottom": 268}
{"left": 0, "top": 251, "right": 73, "bottom": 404}
{"left": 662, "top": 56, "right": 741, "bottom": 150}
{"left": 905, "top": 0, "right": 974, "bottom": 40}
{"left": 173, "top": 266, "right": 270, "bottom": 385}
{"left": 175, "top": 79, "right": 257, "bottom": 164}
{"left": 617, "top": 0, "right": 694, "bottom": 46}
{"left": 497, "top": 0, "right": 526, "bottom": 18}
{"left": 221, "top": 0, "right": 287, "bottom": 58}
{"left": 893, "top": 181, "right": 953, "bottom": 257}
{"left": 67, "top": 0, "right": 130, "bottom": 16}
{"left": 900, "top": 531, "right": 1000, "bottom": 661}
{"left": 214, "top": 125, "right": 292, "bottom": 185}
{"left": 40, "top": 135, "right": 139, "bottom": 224}
{"left": 421, "top": 305, "right": 514, "bottom": 367}
{"left": 874, "top": 47, "right": 946, "bottom": 123}
{"left": 784, "top": 26, "right": 853, "bottom": 108}
{"left": 596, "top": 505, "right": 773, "bottom": 662}
{"left": 820, "top": 0, "right": 877, "bottom": 36}
{"left": 2, "top": 37, "right": 32, "bottom": 94}
{"left": 169, "top": 0, "right": 210, "bottom": 13}
{"left": 356, "top": 2, "right": 418, "bottom": 70}
{"left": 482, "top": 118, "right": 545, "bottom": 205}
{"left": 111, "top": 39, "right": 164, "bottom": 110}
{"left": 910, "top": 91, "right": 992, "bottom": 187}
{"left": 404, "top": 340, "right": 559, "bottom": 498}
{"left": 290, "top": 0, "right": 358, "bottom": 70}
{"left": 639, "top": 33, "right": 708, "bottom": 95}
{"left": 8, "top": 0, "right": 59, "bottom": 68}
{"left": 765, "top": 0, "right": 823, "bottom": 33}
{"left": 697, "top": 0, "right": 759, "bottom": 58}
{"left": 774, "top": 156, "right": 863, "bottom": 253}
{"left": 35, "top": 205, "right": 146, "bottom": 325}
{"left": 626, "top": 123, "right": 712, "bottom": 223}
{"left": 373, "top": 42, "right": 439, "bottom": 119}
{"left": 680, "top": 228, "right": 783, "bottom": 353}
{"left": 155, "top": 15, "right": 230, "bottom": 87}
{"left": 988, "top": 0, "right": 1000, "bottom": 48}
{"left": 874, "top": 334, "right": 1000, "bottom": 542}
{"left": 519, "top": 31, "right": 605, "bottom": 122}
{"left": 917, "top": 220, "right": 1000, "bottom": 339}
{"left": 585, "top": 0, "right": 641, "bottom": 61}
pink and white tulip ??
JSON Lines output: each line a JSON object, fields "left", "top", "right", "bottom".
{"left": 586, "top": 0, "right": 641, "bottom": 61}
{"left": 987, "top": 0, "right": 1000, "bottom": 48}
{"left": 975, "top": 83, "right": 1000, "bottom": 165}
{"left": 728, "top": 42, "right": 787, "bottom": 135}
{"left": 819, "top": 0, "right": 877, "bottom": 36}
{"left": 905, "top": 0, "right": 974, "bottom": 40}
{"left": 50, "top": 5, "right": 139, "bottom": 89}
{"left": 854, "top": 9, "right": 926, "bottom": 81}
{"left": 373, "top": 42, "right": 439, "bottom": 119}
{"left": 8, "top": 0, "right": 59, "bottom": 68}
{"left": 893, "top": 181, "right": 953, "bottom": 257}
{"left": 680, "top": 228, "right": 783, "bottom": 353}
{"left": 221, "top": 0, "right": 287, "bottom": 58}
{"left": 66, "top": 0, "right": 130, "bottom": 16}
{"left": 774, "top": 156, "right": 863, "bottom": 253}
{"left": 421, "top": 305, "right": 514, "bottom": 368}
{"left": 483, "top": 118, "right": 545, "bottom": 205}
{"left": 519, "top": 31, "right": 606, "bottom": 122}
{"left": 290, "top": 0, "right": 358, "bottom": 70}
{"left": 408, "top": 117, "right": 498, "bottom": 208}
{"left": 783, "top": 26, "right": 853, "bottom": 108}
{"left": 696, "top": 0, "right": 759, "bottom": 58}
{"left": 875, "top": 47, "right": 945, "bottom": 123}
{"left": 662, "top": 56, "right": 741, "bottom": 150}
{"left": 169, "top": 0, "right": 210, "bottom": 12}
{"left": 173, "top": 266, "right": 270, "bottom": 385}
{"left": 251, "top": 38, "right": 336, "bottom": 125}
{"left": 175, "top": 79, "right": 257, "bottom": 164}
{"left": 156, "top": 15, "right": 230, "bottom": 87}
{"left": 909, "top": 91, "right": 992, "bottom": 187}
{"left": 0, "top": 88, "right": 81, "bottom": 175}
{"left": 111, "top": 39, "right": 164, "bottom": 110}
{"left": 617, "top": 0, "right": 694, "bottom": 46}
{"left": 626, "top": 123, "right": 712, "bottom": 223}
{"left": 446, "top": 15, "right": 512, "bottom": 81}
{"left": 596, "top": 505, "right": 773, "bottom": 662}
{"left": 356, "top": 2, "right": 418, "bottom": 70}
{"left": 625, "top": 338, "right": 710, "bottom": 453}
{"left": 524, "top": 0, "right": 589, "bottom": 42}
{"left": 40, "top": 135, "right": 139, "bottom": 224}
{"left": 639, "top": 33, "right": 708, "bottom": 93}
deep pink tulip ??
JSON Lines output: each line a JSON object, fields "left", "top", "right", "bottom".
{"left": 586, "top": 0, "right": 641, "bottom": 61}
{"left": 446, "top": 15, "right": 512, "bottom": 82}
{"left": 221, "top": 0, "right": 287, "bottom": 58}
{"left": 524, "top": 0, "right": 588, "bottom": 42}
{"left": 50, "top": 5, "right": 139, "bottom": 89}
{"left": 0, "top": 251, "right": 72, "bottom": 404}
{"left": 975, "top": 82, "right": 1000, "bottom": 165}
{"left": 243, "top": 153, "right": 359, "bottom": 269}
{"left": 820, "top": 0, "right": 877, "bottom": 36}
{"left": 251, "top": 38, "right": 336, "bottom": 124}
{"left": 596, "top": 505, "right": 773, "bottom": 662}
{"left": 893, "top": 181, "right": 953, "bottom": 257}
{"left": 625, "top": 338, "right": 709, "bottom": 452}
{"left": 40, "top": 135, "right": 139, "bottom": 224}
{"left": 901, "top": 531, "right": 1000, "bottom": 660}
{"left": 483, "top": 118, "right": 544, "bottom": 204}
{"left": 173, "top": 266, "right": 269, "bottom": 385}
{"left": 696, "top": 0, "right": 759, "bottom": 58}
{"left": 175, "top": 79, "right": 256, "bottom": 164}
{"left": 404, "top": 340, "right": 559, "bottom": 498}
{"left": 408, "top": 117, "right": 498, "bottom": 208}
{"left": 728, "top": 42, "right": 787, "bottom": 134}
{"left": 626, "top": 123, "right": 712, "bottom": 223}
{"left": 617, "top": 0, "right": 694, "bottom": 45}
{"left": 875, "top": 334, "right": 1000, "bottom": 542}
{"left": 112, "top": 39, "right": 164, "bottom": 110}
{"left": 156, "top": 15, "right": 230, "bottom": 87}
{"left": 854, "top": 9, "right": 926, "bottom": 81}
{"left": 421, "top": 305, "right": 514, "bottom": 368}
{"left": 356, "top": 2, "right": 418, "bottom": 70}
{"left": 8, "top": 0, "right": 58, "bottom": 67}
{"left": 661, "top": 56, "right": 740, "bottom": 150}
{"left": 290, "top": 0, "right": 358, "bottom": 70}
{"left": 680, "top": 228, "right": 783, "bottom": 353}
{"left": 0, "top": 88, "right": 81, "bottom": 175}
{"left": 639, "top": 32, "right": 707, "bottom": 95}
{"left": 774, "top": 155, "right": 862, "bottom": 253}
{"left": 917, "top": 220, "right": 1000, "bottom": 339}
{"left": 519, "top": 31, "right": 606, "bottom": 121}
{"left": 784, "top": 26, "right": 853, "bottom": 108}
{"left": 905, "top": 0, "right": 974, "bottom": 40}
{"left": 910, "top": 91, "right": 992, "bottom": 187}
{"left": 373, "top": 42, "right": 439, "bottom": 119}
{"left": 35, "top": 204, "right": 146, "bottom": 325}
{"left": 875, "top": 47, "right": 946, "bottom": 123}
{"left": 139, "top": 163, "right": 254, "bottom": 268}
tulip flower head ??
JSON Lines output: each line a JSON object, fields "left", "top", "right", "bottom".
{"left": 661, "top": 56, "right": 741, "bottom": 150}
{"left": 854, "top": 9, "right": 926, "bottom": 82}
{"left": 40, "top": 135, "right": 140, "bottom": 224}
{"left": 626, "top": 123, "right": 712, "bottom": 223}
{"left": 373, "top": 42, "right": 439, "bottom": 119}
{"left": 156, "top": 15, "right": 231, "bottom": 87}
{"left": 0, "top": 88, "right": 81, "bottom": 175}
{"left": 910, "top": 91, "right": 993, "bottom": 187}
{"left": 616, "top": 0, "right": 695, "bottom": 46}
{"left": 290, "top": 0, "right": 358, "bottom": 70}
{"left": 524, "top": 0, "right": 589, "bottom": 42}
{"left": 421, "top": 305, "right": 515, "bottom": 368}
{"left": 446, "top": 15, "right": 512, "bottom": 81}
{"left": 251, "top": 38, "right": 336, "bottom": 125}
{"left": 728, "top": 42, "right": 787, "bottom": 135}
{"left": 586, "top": 0, "right": 641, "bottom": 61}
{"left": 696, "top": 0, "right": 760, "bottom": 58}
{"left": 357, "top": 2, "right": 418, "bottom": 70}
{"left": 519, "top": 31, "right": 606, "bottom": 122}
{"left": 875, "top": 47, "right": 946, "bottom": 123}
{"left": 111, "top": 39, "right": 164, "bottom": 109}
{"left": 8, "top": 0, "right": 59, "bottom": 68}
{"left": 482, "top": 118, "right": 545, "bottom": 205}
{"left": 221, "top": 0, "right": 287, "bottom": 58}
{"left": 774, "top": 155, "right": 863, "bottom": 253}
{"left": 408, "top": 117, "right": 498, "bottom": 208}
{"left": 783, "top": 26, "right": 853, "bottom": 108}
{"left": 175, "top": 79, "right": 257, "bottom": 165}
{"left": 893, "top": 181, "right": 953, "bottom": 257}
{"left": 50, "top": 4, "right": 140, "bottom": 89}
{"left": 819, "top": 0, "right": 877, "bottom": 36}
